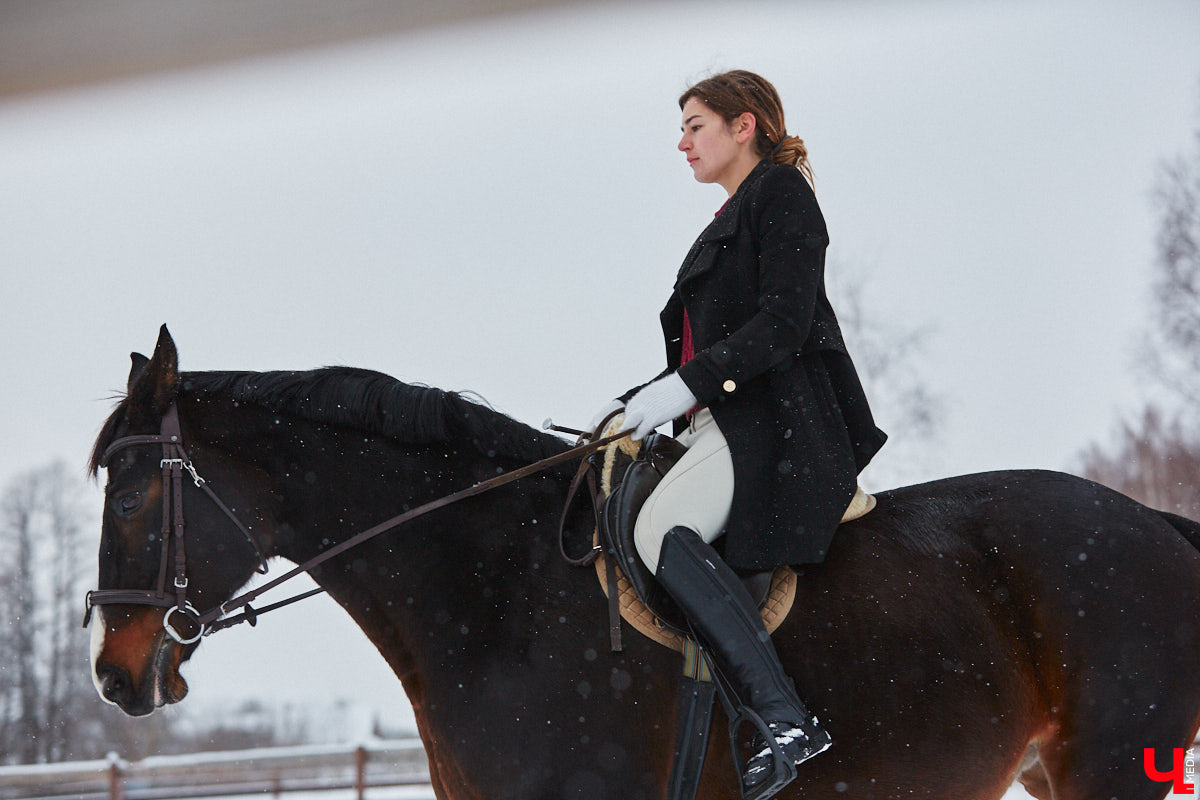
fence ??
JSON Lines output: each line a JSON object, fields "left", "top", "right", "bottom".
{"left": 3, "top": 736, "right": 1197, "bottom": 799}
{"left": 0, "top": 739, "right": 431, "bottom": 800}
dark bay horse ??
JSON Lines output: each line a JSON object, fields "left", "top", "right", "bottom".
{"left": 88, "top": 327, "right": 1200, "bottom": 800}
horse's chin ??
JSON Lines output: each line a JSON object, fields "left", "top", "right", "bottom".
{"left": 154, "top": 638, "right": 191, "bottom": 706}
{"left": 123, "top": 647, "right": 189, "bottom": 716}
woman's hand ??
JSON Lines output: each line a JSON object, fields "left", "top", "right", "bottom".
{"left": 588, "top": 398, "right": 626, "bottom": 435}
{"left": 620, "top": 373, "right": 697, "bottom": 440}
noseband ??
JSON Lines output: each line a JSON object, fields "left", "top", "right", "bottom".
{"left": 83, "top": 404, "right": 269, "bottom": 644}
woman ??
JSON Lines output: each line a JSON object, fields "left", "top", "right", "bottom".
{"left": 592, "top": 70, "right": 887, "bottom": 797}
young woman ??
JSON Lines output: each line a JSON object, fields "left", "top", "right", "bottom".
{"left": 592, "top": 70, "right": 887, "bottom": 796}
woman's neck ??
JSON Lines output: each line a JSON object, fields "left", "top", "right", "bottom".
{"left": 718, "top": 153, "right": 764, "bottom": 197}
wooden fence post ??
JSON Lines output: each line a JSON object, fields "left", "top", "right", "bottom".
{"left": 355, "top": 745, "right": 368, "bottom": 800}
{"left": 107, "top": 752, "right": 124, "bottom": 800}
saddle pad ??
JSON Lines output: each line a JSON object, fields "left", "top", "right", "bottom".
{"left": 593, "top": 539, "right": 798, "bottom": 653}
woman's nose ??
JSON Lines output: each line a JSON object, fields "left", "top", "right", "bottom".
{"left": 677, "top": 135, "right": 688, "bottom": 151}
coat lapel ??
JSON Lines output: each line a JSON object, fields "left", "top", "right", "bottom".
{"left": 675, "top": 160, "right": 770, "bottom": 286}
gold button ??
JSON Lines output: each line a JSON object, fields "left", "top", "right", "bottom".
{"left": 722, "top": 379, "right": 736, "bottom": 393}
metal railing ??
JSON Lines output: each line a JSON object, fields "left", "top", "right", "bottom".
{"left": 0, "top": 739, "right": 431, "bottom": 800}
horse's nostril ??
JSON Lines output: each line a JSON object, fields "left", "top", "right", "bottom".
{"left": 97, "top": 662, "right": 131, "bottom": 704}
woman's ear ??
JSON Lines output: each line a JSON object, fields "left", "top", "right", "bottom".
{"left": 735, "top": 112, "right": 757, "bottom": 144}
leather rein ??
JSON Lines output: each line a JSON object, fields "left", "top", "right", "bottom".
{"left": 83, "top": 402, "right": 626, "bottom": 643}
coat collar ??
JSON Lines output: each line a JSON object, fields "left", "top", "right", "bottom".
{"left": 696, "top": 159, "right": 771, "bottom": 244}
{"left": 675, "top": 160, "right": 772, "bottom": 287}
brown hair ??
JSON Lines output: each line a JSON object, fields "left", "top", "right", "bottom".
{"left": 679, "top": 70, "right": 812, "bottom": 185}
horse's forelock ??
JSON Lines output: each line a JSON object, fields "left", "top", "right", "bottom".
{"left": 88, "top": 398, "right": 131, "bottom": 480}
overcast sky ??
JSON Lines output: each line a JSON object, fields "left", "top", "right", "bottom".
{"left": 2, "top": 0, "right": 1198, "bottom": 737}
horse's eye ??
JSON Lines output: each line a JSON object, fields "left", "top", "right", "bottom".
{"left": 117, "top": 493, "right": 142, "bottom": 514}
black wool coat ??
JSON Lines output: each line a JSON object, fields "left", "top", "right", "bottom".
{"left": 621, "top": 160, "right": 887, "bottom": 571}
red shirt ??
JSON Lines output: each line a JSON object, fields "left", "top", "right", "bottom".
{"left": 679, "top": 199, "right": 730, "bottom": 417}
{"left": 681, "top": 308, "right": 695, "bottom": 366}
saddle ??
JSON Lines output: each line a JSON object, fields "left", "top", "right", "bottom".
{"left": 558, "top": 418, "right": 876, "bottom": 653}
{"left": 558, "top": 421, "right": 797, "bottom": 653}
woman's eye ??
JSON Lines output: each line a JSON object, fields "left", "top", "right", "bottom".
{"left": 117, "top": 493, "right": 142, "bottom": 514}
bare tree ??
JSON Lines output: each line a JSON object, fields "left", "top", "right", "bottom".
{"left": 0, "top": 462, "right": 93, "bottom": 764}
{"left": 1080, "top": 106, "right": 1200, "bottom": 516}
{"left": 1139, "top": 123, "right": 1200, "bottom": 412}
{"left": 41, "top": 463, "right": 92, "bottom": 762}
{"left": 1078, "top": 407, "right": 1199, "bottom": 519}
{"left": 0, "top": 471, "right": 39, "bottom": 764}
{"left": 828, "top": 260, "right": 943, "bottom": 488}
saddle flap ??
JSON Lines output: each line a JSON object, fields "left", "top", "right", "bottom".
{"left": 602, "top": 458, "right": 687, "bottom": 632}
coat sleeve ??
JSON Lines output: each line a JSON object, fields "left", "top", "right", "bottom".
{"left": 676, "top": 168, "right": 828, "bottom": 406}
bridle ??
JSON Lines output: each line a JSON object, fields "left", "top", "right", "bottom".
{"left": 83, "top": 404, "right": 270, "bottom": 644}
{"left": 83, "top": 402, "right": 627, "bottom": 644}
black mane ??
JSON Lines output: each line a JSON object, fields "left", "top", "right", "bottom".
{"left": 90, "top": 367, "right": 570, "bottom": 476}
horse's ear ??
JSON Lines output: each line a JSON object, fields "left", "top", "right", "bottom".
{"left": 126, "top": 325, "right": 179, "bottom": 423}
{"left": 127, "top": 352, "right": 150, "bottom": 393}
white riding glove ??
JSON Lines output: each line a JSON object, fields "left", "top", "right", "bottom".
{"left": 588, "top": 398, "right": 626, "bottom": 434}
{"left": 620, "top": 373, "right": 698, "bottom": 441}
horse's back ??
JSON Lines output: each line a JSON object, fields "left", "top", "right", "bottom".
{"left": 862, "top": 468, "right": 1200, "bottom": 583}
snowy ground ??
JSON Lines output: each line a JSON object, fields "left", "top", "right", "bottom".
{"left": 69, "top": 779, "right": 1182, "bottom": 800}
{"left": 10, "top": 763, "right": 1200, "bottom": 800}
{"left": 188, "top": 776, "right": 1197, "bottom": 800}
{"left": 190, "top": 791, "right": 435, "bottom": 800}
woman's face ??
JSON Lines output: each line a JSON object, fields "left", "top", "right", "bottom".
{"left": 677, "top": 97, "right": 752, "bottom": 189}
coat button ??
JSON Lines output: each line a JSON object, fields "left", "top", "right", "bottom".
{"left": 722, "top": 379, "right": 737, "bottom": 393}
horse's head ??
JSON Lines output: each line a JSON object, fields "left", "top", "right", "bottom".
{"left": 87, "top": 326, "right": 270, "bottom": 716}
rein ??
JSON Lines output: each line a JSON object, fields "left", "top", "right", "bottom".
{"left": 84, "top": 402, "right": 628, "bottom": 642}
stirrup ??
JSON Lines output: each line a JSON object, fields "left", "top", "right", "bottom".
{"left": 705, "top": 655, "right": 801, "bottom": 800}
{"left": 728, "top": 706, "right": 797, "bottom": 800}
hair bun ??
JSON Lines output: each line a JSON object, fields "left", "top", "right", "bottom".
{"left": 772, "top": 135, "right": 812, "bottom": 184}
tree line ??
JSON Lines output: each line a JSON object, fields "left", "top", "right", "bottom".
{"left": 0, "top": 462, "right": 319, "bottom": 765}
{"left": 1076, "top": 115, "right": 1200, "bottom": 519}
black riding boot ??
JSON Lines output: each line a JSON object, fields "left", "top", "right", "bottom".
{"left": 655, "top": 526, "right": 831, "bottom": 800}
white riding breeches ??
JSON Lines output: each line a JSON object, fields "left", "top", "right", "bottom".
{"left": 633, "top": 408, "right": 735, "bottom": 573}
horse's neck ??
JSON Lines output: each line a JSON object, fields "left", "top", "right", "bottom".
{"left": 186, "top": 397, "right": 570, "bottom": 581}
{"left": 258, "top": 429, "right": 514, "bottom": 562}
{"left": 246, "top": 416, "right": 579, "bottom": 685}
